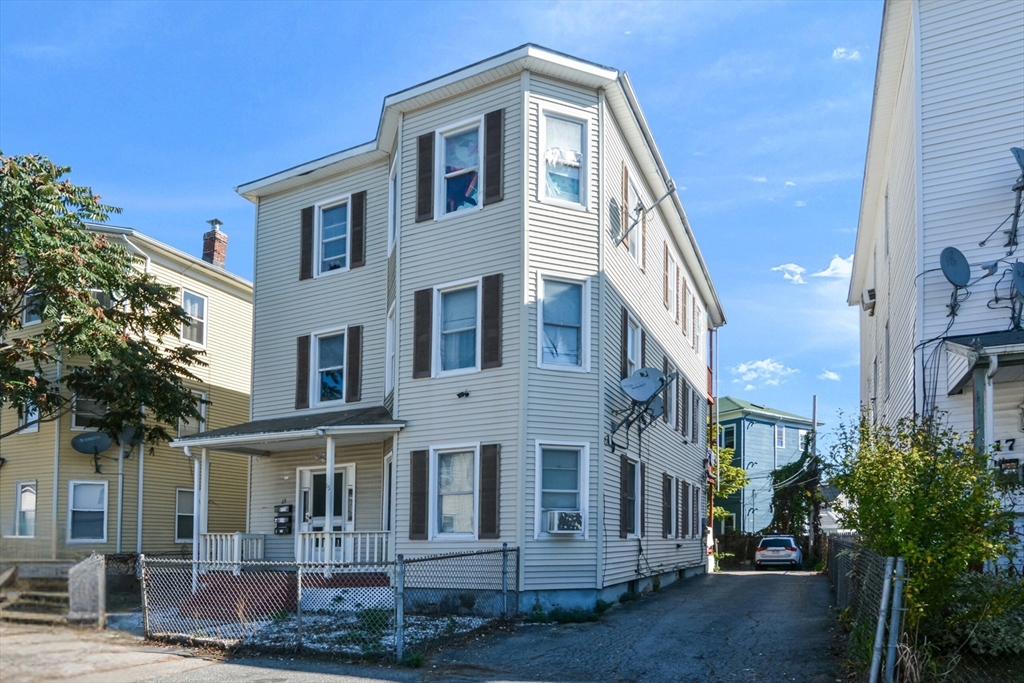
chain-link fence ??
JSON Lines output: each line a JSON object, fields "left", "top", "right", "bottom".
{"left": 140, "top": 545, "right": 519, "bottom": 661}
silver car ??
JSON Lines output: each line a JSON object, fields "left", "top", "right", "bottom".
{"left": 753, "top": 535, "right": 803, "bottom": 570}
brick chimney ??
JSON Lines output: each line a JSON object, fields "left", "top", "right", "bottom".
{"left": 202, "top": 219, "right": 227, "bottom": 267}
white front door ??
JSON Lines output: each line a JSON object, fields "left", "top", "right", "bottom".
{"left": 296, "top": 465, "right": 355, "bottom": 561}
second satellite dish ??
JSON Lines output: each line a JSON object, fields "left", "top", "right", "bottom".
{"left": 620, "top": 368, "right": 665, "bottom": 403}
{"left": 940, "top": 246, "right": 971, "bottom": 287}
{"left": 1012, "top": 261, "right": 1024, "bottom": 298}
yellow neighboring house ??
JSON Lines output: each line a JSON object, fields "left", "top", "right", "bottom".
{"left": 0, "top": 223, "right": 252, "bottom": 561}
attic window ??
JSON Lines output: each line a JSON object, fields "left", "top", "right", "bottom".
{"left": 439, "top": 124, "right": 480, "bottom": 216}
{"left": 542, "top": 112, "right": 585, "bottom": 206}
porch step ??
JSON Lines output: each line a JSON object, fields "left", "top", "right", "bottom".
{"left": 0, "top": 608, "right": 68, "bottom": 625}
{"left": 17, "top": 591, "right": 70, "bottom": 604}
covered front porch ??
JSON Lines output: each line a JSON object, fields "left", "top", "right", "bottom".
{"left": 171, "top": 407, "right": 403, "bottom": 565}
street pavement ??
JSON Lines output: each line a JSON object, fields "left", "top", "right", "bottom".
{"left": 0, "top": 569, "right": 838, "bottom": 683}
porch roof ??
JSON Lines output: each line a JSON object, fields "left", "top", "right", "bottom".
{"left": 169, "top": 406, "right": 404, "bottom": 456}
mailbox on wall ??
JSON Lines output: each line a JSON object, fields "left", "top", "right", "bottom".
{"left": 274, "top": 504, "right": 293, "bottom": 535}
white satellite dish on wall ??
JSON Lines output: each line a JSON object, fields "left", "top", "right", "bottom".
{"left": 620, "top": 368, "right": 665, "bottom": 403}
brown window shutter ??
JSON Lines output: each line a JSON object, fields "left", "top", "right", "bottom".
{"left": 661, "top": 357, "right": 669, "bottom": 423}
{"left": 677, "top": 479, "right": 683, "bottom": 538}
{"left": 675, "top": 268, "right": 681, "bottom": 324}
{"left": 681, "top": 280, "right": 689, "bottom": 337}
{"left": 481, "top": 273, "right": 503, "bottom": 369}
{"left": 621, "top": 162, "right": 629, "bottom": 247}
{"left": 409, "top": 450, "right": 428, "bottom": 540}
{"left": 620, "top": 307, "right": 629, "bottom": 380}
{"left": 681, "top": 381, "right": 689, "bottom": 439}
{"left": 677, "top": 377, "right": 684, "bottom": 433}
{"left": 350, "top": 191, "right": 366, "bottom": 268}
{"left": 295, "top": 335, "right": 310, "bottom": 409}
{"left": 415, "top": 133, "right": 434, "bottom": 222}
{"left": 619, "top": 454, "right": 628, "bottom": 539}
{"left": 681, "top": 481, "right": 690, "bottom": 538}
{"left": 483, "top": 109, "right": 504, "bottom": 206}
{"left": 300, "top": 207, "right": 314, "bottom": 281}
{"left": 640, "top": 328, "right": 647, "bottom": 370}
{"left": 692, "top": 485, "right": 699, "bottom": 537}
{"left": 663, "top": 242, "right": 669, "bottom": 309}
{"left": 640, "top": 462, "right": 647, "bottom": 538}
{"left": 662, "top": 473, "right": 671, "bottom": 538}
{"left": 693, "top": 392, "right": 700, "bottom": 445}
{"left": 345, "top": 325, "right": 362, "bottom": 402}
{"left": 479, "top": 444, "right": 500, "bottom": 539}
{"left": 413, "top": 288, "right": 433, "bottom": 378}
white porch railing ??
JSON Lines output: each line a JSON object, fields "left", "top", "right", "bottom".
{"left": 297, "top": 531, "right": 390, "bottom": 564}
{"left": 199, "top": 532, "right": 265, "bottom": 565}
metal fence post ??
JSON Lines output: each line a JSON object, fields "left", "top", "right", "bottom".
{"left": 884, "top": 557, "right": 906, "bottom": 683}
{"left": 869, "top": 556, "right": 895, "bottom": 683}
{"left": 395, "top": 554, "right": 405, "bottom": 661}
{"left": 296, "top": 564, "right": 303, "bottom": 652}
{"left": 501, "top": 542, "right": 509, "bottom": 618}
{"left": 140, "top": 554, "right": 151, "bottom": 638}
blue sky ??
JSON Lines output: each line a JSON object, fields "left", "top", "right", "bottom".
{"left": 0, "top": 0, "right": 882, "bottom": 436}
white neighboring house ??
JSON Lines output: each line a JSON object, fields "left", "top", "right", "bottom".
{"left": 848, "top": 0, "right": 1024, "bottom": 569}
{"left": 171, "top": 45, "right": 726, "bottom": 607}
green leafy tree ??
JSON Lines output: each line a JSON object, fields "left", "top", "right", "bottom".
{"left": 1, "top": 152, "right": 205, "bottom": 445}
{"left": 708, "top": 424, "right": 749, "bottom": 526}
{"left": 766, "top": 436, "right": 820, "bottom": 535}
{"left": 828, "top": 415, "right": 1011, "bottom": 634}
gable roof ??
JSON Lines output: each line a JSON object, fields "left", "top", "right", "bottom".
{"left": 717, "top": 396, "right": 818, "bottom": 427}
{"left": 234, "top": 44, "right": 725, "bottom": 328}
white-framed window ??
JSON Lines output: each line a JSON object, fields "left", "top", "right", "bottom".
{"left": 18, "top": 403, "right": 39, "bottom": 434}
{"left": 539, "top": 106, "right": 587, "bottom": 209}
{"left": 71, "top": 395, "right": 105, "bottom": 431}
{"left": 625, "top": 458, "right": 640, "bottom": 537}
{"left": 313, "top": 328, "right": 347, "bottom": 404}
{"left": 22, "top": 291, "right": 42, "bottom": 326}
{"left": 316, "top": 196, "right": 351, "bottom": 275}
{"left": 722, "top": 424, "right": 736, "bottom": 451}
{"left": 666, "top": 362, "right": 677, "bottom": 429}
{"left": 436, "top": 119, "right": 482, "bottom": 219}
{"left": 385, "top": 303, "right": 397, "bottom": 395}
{"left": 181, "top": 290, "right": 207, "bottom": 346}
{"left": 628, "top": 181, "right": 643, "bottom": 266}
{"left": 13, "top": 481, "right": 37, "bottom": 537}
{"left": 775, "top": 425, "right": 786, "bottom": 449}
{"left": 666, "top": 474, "right": 678, "bottom": 539}
{"left": 538, "top": 273, "right": 590, "bottom": 371}
{"left": 178, "top": 390, "right": 207, "bottom": 438}
{"left": 68, "top": 480, "right": 107, "bottom": 542}
{"left": 681, "top": 382, "right": 693, "bottom": 442}
{"left": 434, "top": 279, "right": 480, "bottom": 376}
{"left": 535, "top": 441, "right": 589, "bottom": 539}
{"left": 798, "top": 429, "right": 809, "bottom": 453}
{"left": 430, "top": 444, "right": 479, "bottom": 539}
{"left": 388, "top": 158, "right": 399, "bottom": 254}
{"left": 175, "top": 488, "right": 194, "bottom": 543}
{"left": 626, "top": 317, "right": 640, "bottom": 377}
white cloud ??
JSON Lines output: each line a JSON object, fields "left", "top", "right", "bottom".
{"left": 794, "top": 200, "right": 807, "bottom": 207}
{"left": 832, "top": 47, "right": 862, "bottom": 61}
{"left": 772, "top": 263, "right": 807, "bottom": 285}
{"left": 818, "top": 370, "right": 841, "bottom": 381}
{"left": 812, "top": 254, "right": 854, "bottom": 279}
{"left": 750, "top": 176, "right": 768, "bottom": 183}
{"left": 785, "top": 181, "right": 796, "bottom": 187}
{"left": 732, "top": 358, "right": 799, "bottom": 387}
{"left": 743, "top": 384, "right": 755, "bottom": 392}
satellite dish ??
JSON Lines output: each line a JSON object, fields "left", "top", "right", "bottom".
{"left": 940, "top": 246, "right": 971, "bottom": 287}
{"left": 1012, "top": 262, "right": 1024, "bottom": 298}
{"left": 71, "top": 432, "right": 112, "bottom": 455}
{"left": 119, "top": 426, "right": 144, "bottom": 447}
{"left": 645, "top": 396, "right": 665, "bottom": 419}
{"left": 1012, "top": 147, "right": 1024, "bottom": 174}
{"left": 620, "top": 368, "right": 665, "bottom": 402}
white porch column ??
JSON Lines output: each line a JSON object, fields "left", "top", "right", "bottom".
{"left": 188, "top": 448, "right": 200, "bottom": 562}
{"left": 325, "top": 436, "right": 335, "bottom": 533}
{"left": 200, "top": 448, "right": 210, "bottom": 536}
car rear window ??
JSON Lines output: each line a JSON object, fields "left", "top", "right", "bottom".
{"left": 759, "top": 538, "right": 791, "bottom": 548}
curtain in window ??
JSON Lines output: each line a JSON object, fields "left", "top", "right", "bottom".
{"left": 441, "top": 288, "right": 477, "bottom": 370}
{"left": 17, "top": 483, "right": 36, "bottom": 537}
{"left": 544, "top": 117, "right": 583, "bottom": 203}
{"left": 541, "top": 448, "right": 579, "bottom": 510}
{"left": 444, "top": 128, "right": 479, "bottom": 213}
{"left": 71, "top": 483, "right": 105, "bottom": 539}
{"left": 438, "top": 451, "right": 474, "bottom": 533}
{"left": 318, "top": 333, "right": 346, "bottom": 401}
{"left": 542, "top": 280, "right": 582, "bottom": 365}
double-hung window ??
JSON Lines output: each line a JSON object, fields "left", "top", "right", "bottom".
{"left": 539, "top": 275, "right": 589, "bottom": 370}
{"left": 315, "top": 330, "right": 346, "bottom": 403}
{"left": 181, "top": 290, "right": 207, "bottom": 346}
{"left": 178, "top": 390, "right": 206, "bottom": 438}
{"left": 537, "top": 445, "right": 585, "bottom": 537}
{"left": 438, "top": 123, "right": 481, "bottom": 217}
{"left": 318, "top": 199, "right": 350, "bottom": 274}
{"left": 435, "top": 448, "right": 476, "bottom": 536}
{"left": 388, "top": 159, "right": 399, "bottom": 254}
{"left": 628, "top": 182, "right": 642, "bottom": 266}
{"left": 625, "top": 459, "right": 639, "bottom": 536}
{"left": 385, "top": 304, "right": 396, "bottom": 395}
{"left": 666, "top": 362, "right": 677, "bottom": 429}
{"left": 775, "top": 425, "right": 786, "bottom": 449}
{"left": 72, "top": 396, "right": 105, "bottom": 430}
{"left": 798, "top": 429, "right": 809, "bottom": 453}
{"left": 68, "top": 480, "right": 107, "bottom": 542}
{"left": 666, "top": 253, "right": 678, "bottom": 321}
{"left": 175, "top": 488, "right": 194, "bottom": 543}
{"left": 14, "top": 481, "right": 37, "bottom": 537}
{"left": 436, "top": 283, "right": 479, "bottom": 374}
{"left": 626, "top": 318, "right": 640, "bottom": 377}
{"left": 18, "top": 403, "right": 39, "bottom": 434}
{"left": 722, "top": 424, "right": 736, "bottom": 451}
{"left": 22, "top": 291, "right": 42, "bottom": 326}
{"left": 540, "top": 110, "right": 586, "bottom": 207}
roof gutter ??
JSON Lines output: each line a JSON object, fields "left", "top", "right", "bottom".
{"left": 169, "top": 424, "right": 404, "bottom": 450}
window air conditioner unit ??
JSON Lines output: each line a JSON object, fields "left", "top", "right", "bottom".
{"left": 547, "top": 510, "right": 583, "bottom": 534}
{"left": 861, "top": 289, "right": 876, "bottom": 315}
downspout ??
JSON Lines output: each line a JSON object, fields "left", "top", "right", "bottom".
{"left": 985, "top": 355, "right": 999, "bottom": 455}
{"left": 124, "top": 235, "right": 151, "bottom": 556}
{"left": 135, "top": 442, "right": 144, "bottom": 554}
{"left": 116, "top": 443, "right": 124, "bottom": 552}
{"left": 596, "top": 86, "right": 607, "bottom": 592}
{"left": 51, "top": 353, "right": 62, "bottom": 559}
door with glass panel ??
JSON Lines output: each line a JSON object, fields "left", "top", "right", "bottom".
{"left": 296, "top": 466, "right": 354, "bottom": 561}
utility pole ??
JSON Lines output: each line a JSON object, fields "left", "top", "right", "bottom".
{"left": 809, "top": 395, "right": 821, "bottom": 559}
